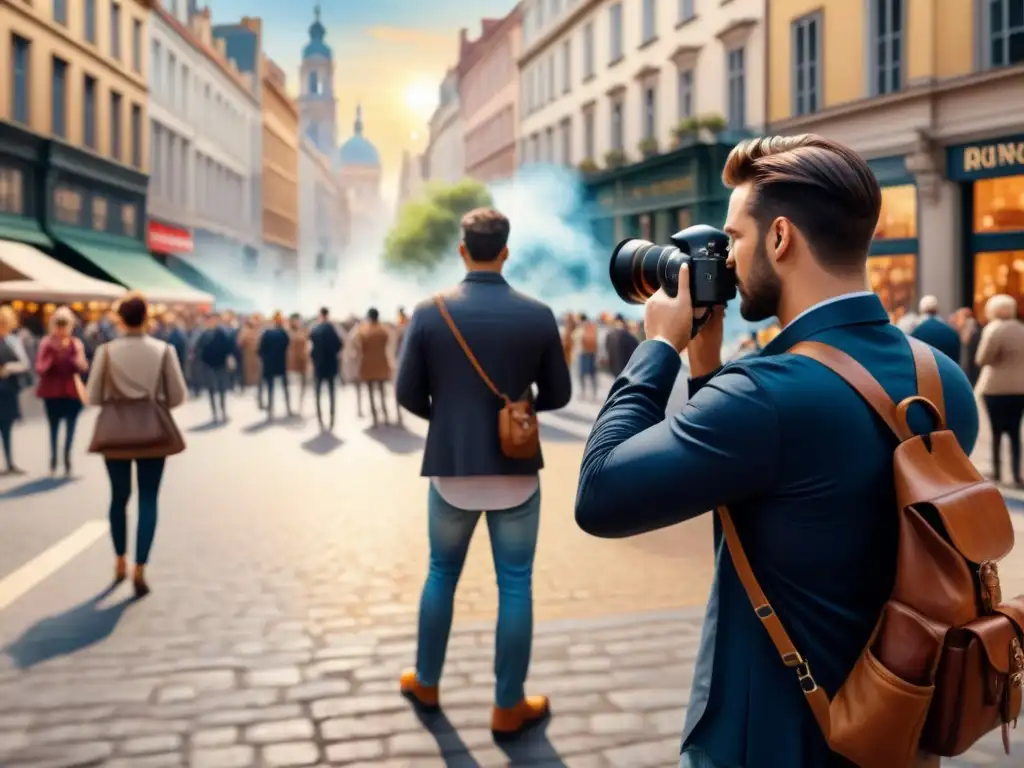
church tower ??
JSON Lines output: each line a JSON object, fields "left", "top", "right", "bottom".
{"left": 299, "top": 6, "right": 337, "bottom": 155}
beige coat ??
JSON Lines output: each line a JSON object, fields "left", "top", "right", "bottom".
{"left": 287, "top": 328, "right": 310, "bottom": 374}
{"left": 86, "top": 334, "right": 187, "bottom": 407}
{"left": 975, "top": 318, "right": 1024, "bottom": 396}
{"left": 353, "top": 322, "right": 391, "bottom": 383}
{"left": 237, "top": 326, "right": 262, "bottom": 386}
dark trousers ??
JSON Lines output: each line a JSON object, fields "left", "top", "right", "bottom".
{"left": 43, "top": 397, "right": 82, "bottom": 470}
{"left": 315, "top": 373, "right": 336, "bottom": 428}
{"left": 264, "top": 374, "right": 292, "bottom": 418}
{"left": 984, "top": 394, "right": 1024, "bottom": 483}
{"left": 105, "top": 458, "right": 166, "bottom": 565}
{"left": 0, "top": 417, "right": 13, "bottom": 469}
{"left": 366, "top": 380, "right": 389, "bottom": 424}
{"left": 206, "top": 365, "right": 229, "bottom": 420}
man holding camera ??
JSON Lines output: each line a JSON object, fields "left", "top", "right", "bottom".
{"left": 575, "top": 135, "right": 979, "bottom": 767}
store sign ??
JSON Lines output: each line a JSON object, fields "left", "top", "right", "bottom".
{"left": 949, "top": 136, "right": 1024, "bottom": 180}
{"left": 147, "top": 221, "right": 193, "bottom": 254}
{"left": 597, "top": 174, "right": 695, "bottom": 208}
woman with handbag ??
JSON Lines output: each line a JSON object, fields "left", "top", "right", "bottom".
{"left": 35, "top": 306, "right": 89, "bottom": 476}
{"left": 86, "top": 293, "right": 187, "bottom": 597}
{"left": 0, "top": 305, "right": 29, "bottom": 474}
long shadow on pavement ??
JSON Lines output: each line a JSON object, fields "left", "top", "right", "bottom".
{"left": 186, "top": 420, "right": 229, "bottom": 433}
{"left": 412, "top": 709, "right": 479, "bottom": 767}
{"left": 363, "top": 424, "right": 425, "bottom": 455}
{"left": 494, "top": 719, "right": 565, "bottom": 766}
{"left": 301, "top": 431, "right": 344, "bottom": 455}
{"left": 4, "top": 583, "right": 137, "bottom": 669}
{"left": 0, "top": 476, "right": 79, "bottom": 500}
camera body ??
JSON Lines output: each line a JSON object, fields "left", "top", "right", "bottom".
{"left": 609, "top": 224, "right": 737, "bottom": 308}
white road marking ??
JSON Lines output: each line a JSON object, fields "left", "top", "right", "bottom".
{"left": 0, "top": 521, "right": 107, "bottom": 612}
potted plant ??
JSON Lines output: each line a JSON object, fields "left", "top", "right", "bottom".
{"left": 578, "top": 158, "right": 599, "bottom": 174}
{"left": 604, "top": 148, "right": 627, "bottom": 169}
{"left": 638, "top": 137, "right": 659, "bottom": 158}
{"left": 672, "top": 116, "right": 701, "bottom": 147}
{"left": 697, "top": 114, "right": 728, "bottom": 137}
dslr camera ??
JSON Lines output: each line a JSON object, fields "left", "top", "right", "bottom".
{"left": 609, "top": 224, "right": 737, "bottom": 336}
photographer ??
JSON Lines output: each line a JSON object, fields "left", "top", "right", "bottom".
{"left": 574, "top": 135, "right": 979, "bottom": 767}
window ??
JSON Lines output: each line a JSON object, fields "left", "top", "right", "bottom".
{"left": 677, "top": 68, "right": 694, "bottom": 119}
{"left": 151, "top": 41, "right": 161, "bottom": 95}
{"left": 611, "top": 100, "right": 623, "bottom": 150}
{"left": 875, "top": 184, "right": 918, "bottom": 239}
{"left": 548, "top": 52, "right": 556, "bottom": 102}
{"left": 643, "top": 86, "right": 656, "bottom": 139}
{"left": 561, "top": 120, "right": 572, "bottom": 165}
{"left": 792, "top": 12, "right": 821, "bottom": 115}
{"left": 583, "top": 108, "right": 595, "bottom": 159}
{"left": 92, "top": 196, "right": 108, "bottom": 232}
{"left": 609, "top": 3, "right": 623, "bottom": 62}
{"left": 868, "top": 255, "right": 916, "bottom": 313}
{"left": 83, "top": 75, "right": 97, "bottom": 149}
{"left": 727, "top": 47, "right": 746, "bottom": 130}
{"left": 973, "top": 251, "right": 1023, "bottom": 319}
{"left": 52, "top": 57, "right": 67, "bottom": 138}
{"left": 11, "top": 35, "right": 30, "bottom": 126}
{"left": 131, "top": 104, "right": 142, "bottom": 168}
{"left": 871, "top": 0, "right": 902, "bottom": 94}
{"left": 988, "top": 0, "right": 1024, "bottom": 67}
{"left": 561, "top": 39, "right": 571, "bottom": 93}
{"left": 642, "top": 0, "right": 656, "bottom": 43}
{"left": 545, "top": 127, "right": 555, "bottom": 163}
{"left": 132, "top": 19, "right": 142, "bottom": 73}
{"left": 679, "top": 0, "right": 695, "bottom": 23}
{"left": 583, "top": 22, "right": 595, "bottom": 78}
{"left": 53, "top": 0, "right": 68, "bottom": 25}
{"left": 168, "top": 54, "right": 176, "bottom": 107}
{"left": 308, "top": 71, "right": 320, "bottom": 95}
{"left": 110, "top": 92, "right": 123, "bottom": 160}
{"left": 974, "top": 175, "right": 1024, "bottom": 233}
{"left": 0, "top": 169, "right": 24, "bottom": 215}
{"left": 111, "top": 3, "right": 122, "bottom": 60}
{"left": 84, "top": 0, "right": 97, "bottom": 42}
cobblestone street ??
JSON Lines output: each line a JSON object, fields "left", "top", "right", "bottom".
{"left": 0, "top": 380, "right": 1022, "bottom": 767}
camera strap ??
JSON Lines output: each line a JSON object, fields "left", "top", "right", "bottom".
{"left": 690, "top": 308, "right": 714, "bottom": 339}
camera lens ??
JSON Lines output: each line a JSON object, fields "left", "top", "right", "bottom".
{"left": 609, "top": 239, "right": 676, "bottom": 305}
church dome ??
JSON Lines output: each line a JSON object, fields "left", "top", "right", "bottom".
{"left": 303, "top": 5, "right": 331, "bottom": 60}
{"left": 336, "top": 105, "right": 380, "bottom": 168}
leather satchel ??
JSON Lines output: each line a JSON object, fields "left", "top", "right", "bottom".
{"left": 721, "top": 337, "right": 1023, "bottom": 768}
{"left": 88, "top": 344, "right": 186, "bottom": 460}
{"left": 434, "top": 294, "right": 539, "bottom": 460}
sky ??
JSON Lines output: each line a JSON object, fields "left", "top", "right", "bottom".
{"left": 208, "top": 0, "right": 518, "bottom": 200}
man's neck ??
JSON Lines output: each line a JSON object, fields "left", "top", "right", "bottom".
{"left": 466, "top": 263, "right": 503, "bottom": 275}
{"left": 776, "top": 277, "right": 870, "bottom": 328}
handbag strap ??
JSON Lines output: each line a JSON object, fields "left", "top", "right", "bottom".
{"left": 434, "top": 294, "right": 510, "bottom": 403}
{"left": 99, "top": 344, "right": 128, "bottom": 403}
{"left": 154, "top": 345, "right": 171, "bottom": 402}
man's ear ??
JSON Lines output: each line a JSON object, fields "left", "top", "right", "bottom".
{"left": 770, "top": 218, "right": 795, "bottom": 263}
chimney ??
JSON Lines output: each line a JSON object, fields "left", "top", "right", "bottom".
{"left": 241, "top": 16, "right": 262, "bottom": 36}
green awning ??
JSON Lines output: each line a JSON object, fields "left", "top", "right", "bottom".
{"left": 0, "top": 214, "right": 51, "bottom": 247}
{"left": 52, "top": 226, "right": 213, "bottom": 306}
{"left": 163, "top": 254, "right": 255, "bottom": 311}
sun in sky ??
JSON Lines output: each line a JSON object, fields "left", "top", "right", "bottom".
{"left": 403, "top": 81, "right": 438, "bottom": 119}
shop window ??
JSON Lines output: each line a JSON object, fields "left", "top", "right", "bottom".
{"left": 677, "top": 208, "right": 692, "bottom": 231}
{"left": 974, "top": 251, "right": 1024, "bottom": 318}
{"left": 54, "top": 186, "right": 83, "bottom": 226}
{"left": 867, "top": 254, "right": 916, "bottom": 313}
{"left": 0, "top": 168, "right": 24, "bottom": 215}
{"left": 973, "top": 175, "right": 1024, "bottom": 232}
{"left": 91, "top": 196, "right": 108, "bottom": 232}
{"left": 122, "top": 204, "right": 137, "bottom": 238}
{"left": 874, "top": 184, "right": 917, "bottom": 239}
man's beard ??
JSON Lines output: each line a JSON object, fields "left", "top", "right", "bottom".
{"left": 738, "top": 239, "right": 782, "bottom": 322}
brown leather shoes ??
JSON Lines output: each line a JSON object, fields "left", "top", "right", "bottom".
{"left": 114, "top": 557, "right": 127, "bottom": 583}
{"left": 399, "top": 668, "right": 439, "bottom": 711}
{"left": 491, "top": 695, "right": 550, "bottom": 740}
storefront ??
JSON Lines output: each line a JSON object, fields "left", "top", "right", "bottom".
{"left": 0, "top": 123, "right": 49, "bottom": 248}
{"left": 584, "top": 139, "right": 737, "bottom": 251}
{"left": 148, "top": 220, "right": 251, "bottom": 310}
{"left": 867, "top": 156, "right": 919, "bottom": 314}
{"left": 42, "top": 141, "right": 212, "bottom": 309}
{"left": 948, "top": 135, "right": 1024, "bottom": 319}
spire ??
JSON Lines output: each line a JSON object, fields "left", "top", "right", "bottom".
{"left": 314, "top": 4, "right": 320, "bottom": 22}
{"left": 354, "top": 104, "right": 363, "bottom": 135}
{"left": 308, "top": 5, "right": 325, "bottom": 41}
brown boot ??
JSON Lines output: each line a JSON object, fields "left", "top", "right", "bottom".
{"left": 399, "top": 668, "right": 438, "bottom": 711}
{"left": 114, "top": 557, "right": 127, "bottom": 583}
{"left": 491, "top": 695, "right": 550, "bottom": 740}
{"left": 133, "top": 565, "right": 150, "bottom": 598}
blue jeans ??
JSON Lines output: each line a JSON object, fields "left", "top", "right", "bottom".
{"left": 415, "top": 484, "right": 541, "bottom": 708}
{"left": 105, "top": 458, "right": 166, "bottom": 565}
{"left": 680, "top": 748, "right": 728, "bottom": 768}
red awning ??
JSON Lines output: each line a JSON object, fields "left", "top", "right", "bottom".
{"left": 147, "top": 220, "right": 193, "bottom": 254}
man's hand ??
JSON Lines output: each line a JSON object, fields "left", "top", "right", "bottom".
{"left": 643, "top": 264, "right": 693, "bottom": 353}
{"left": 686, "top": 305, "right": 726, "bottom": 378}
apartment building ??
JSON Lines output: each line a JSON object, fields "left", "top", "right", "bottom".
{"left": 517, "top": 0, "right": 765, "bottom": 246}
{"left": 767, "top": 0, "right": 1024, "bottom": 318}
{"left": 424, "top": 69, "right": 465, "bottom": 183}
{"left": 0, "top": 0, "right": 211, "bottom": 308}
{"left": 298, "top": 135, "right": 348, "bottom": 302}
{"left": 459, "top": 8, "right": 523, "bottom": 183}
{"left": 146, "top": 2, "right": 261, "bottom": 308}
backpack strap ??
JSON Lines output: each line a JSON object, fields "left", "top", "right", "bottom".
{"left": 907, "top": 336, "right": 945, "bottom": 424}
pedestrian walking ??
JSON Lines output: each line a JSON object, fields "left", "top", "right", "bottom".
{"left": 258, "top": 312, "right": 292, "bottom": 420}
{"left": 287, "top": 313, "right": 310, "bottom": 415}
{"left": 194, "top": 312, "right": 233, "bottom": 423}
{"left": 0, "top": 305, "right": 29, "bottom": 475}
{"left": 237, "top": 315, "right": 263, "bottom": 404}
{"left": 910, "top": 295, "right": 961, "bottom": 362}
{"left": 353, "top": 308, "right": 391, "bottom": 427}
{"left": 604, "top": 313, "right": 639, "bottom": 377}
{"left": 86, "top": 292, "right": 187, "bottom": 598}
{"left": 35, "top": 306, "right": 89, "bottom": 477}
{"left": 395, "top": 206, "right": 571, "bottom": 739}
{"left": 975, "top": 293, "right": 1024, "bottom": 488}
{"left": 574, "top": 314, "right": 599, "bottom": 399}
{"left": 309, "top": 307, "right": 343, "bottom": 431}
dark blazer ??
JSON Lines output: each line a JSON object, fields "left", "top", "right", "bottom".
{"left": 309, "top": 321, "right": 343, "bottom": 378}
{"left": 575, "top": 294, "right": 978, "bottom": 768}
{"left": 258, "top": 326, "right": 290, "bottom": 378}
{"left": 396, "top": 271, "right": 572, "bottom": 477}
{"left": 911, "top": 315, "right": 961, "bottom": 363}
{"left": 605, "top": 326, "right": 639, "bottom": 376}
{"left": 196, "top": 326, "right": 233, "bottom": 369}
{"left": 165, "top": 327, "right": 189, "bottom": 370}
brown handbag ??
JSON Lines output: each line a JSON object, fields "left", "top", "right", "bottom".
{"left": 434, "top": 294, "right": 540, "bottom": 460}
{"left": 720, "top": 337, "right": 1023, "bottom": 768}
{"left": 88, "top": 344, "right": 186, "bottom": 460}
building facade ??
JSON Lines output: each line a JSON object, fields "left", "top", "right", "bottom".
{"left": 298, "top": 135, "right": 348, "bottom": 302}
{"left": 147, "top": 2, "right": 261, "bottom": 308}
{"left": 458, "top": 9, "right": 522, "bottom": 183}
{"left": 396, "top": 150, "right": 426, "bottom": 209}
{"left": 767, "top": 0, "right": 1024, "bottom": 318}
{"left": 0, "top": 0, "right": 211, "bottom": 311}
{"left": 335, "top": 105, "right": 384, "bottom": 246}
{"left": 517, "top": 0, "right": 765, "bottom": 247}
{"left": 298, "top": 7, "right": 337, "bottom": 157}
{"left": 424, "top": 68, "right": 465, "bottom": 183}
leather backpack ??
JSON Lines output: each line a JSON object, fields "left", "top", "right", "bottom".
{"left": 720, "top": 337, "right": 1023, "bottom": 768}
{"left": 434, "top": 295, "right": 539, "bottom": 460}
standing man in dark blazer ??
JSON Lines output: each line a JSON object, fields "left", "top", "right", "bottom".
{"left": 309, "top": 306, "right": 343, "bottom": 431}
{"left": 395, "top": 207, "right": 571, "bottom": 740}
{"left": 575, "top": 136, "right": 979, "bottom": 768}
{"left": 257, "top": 312, "right": 292, "bottom": 421}
{"left": 910, "top": 294, "right": 961, "bottom": 362}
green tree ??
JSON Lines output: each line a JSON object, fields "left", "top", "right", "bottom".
{"left": 382, "top": 179, "right": 492, "bottom": 271}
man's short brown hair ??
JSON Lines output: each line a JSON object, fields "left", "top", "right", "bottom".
{"left": 461, "top": 207, "right": 510, "bottom": 262}
{"left": 722, "top": 135, "right": 881, "bottom": 273}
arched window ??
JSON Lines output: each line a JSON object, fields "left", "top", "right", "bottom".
{"left": 308, "top": 71, "right": 320, "bottom": 95}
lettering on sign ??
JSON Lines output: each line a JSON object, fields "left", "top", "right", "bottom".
{"left": 963, "top": 142, "right": 1024, "bottom": 173}
{"left": 0, "top": 168, "right": 23, "bottom": 215}
{"left": 597, "top": 175, "right": 695, "bottom": 207}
